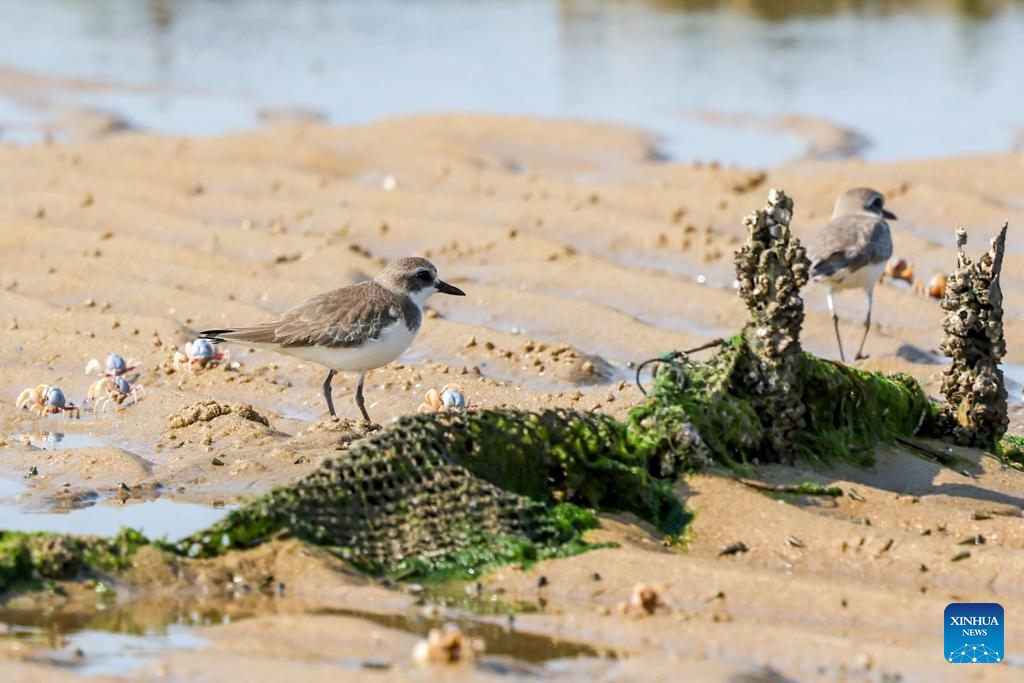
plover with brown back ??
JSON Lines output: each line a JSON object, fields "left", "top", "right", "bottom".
{"left": 199, "top": 257, "right": 465, "bottom": 422}
{"left": 806, "top": 188, "right": 896, "bottom": 362}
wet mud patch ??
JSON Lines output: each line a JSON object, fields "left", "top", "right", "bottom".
{"left": 0, "top": 600, "right": 209, "bottom": 677}
{"left": 321, "top": 606, "right": 604, "bottom": 664}
{"left": 0, "top": 442, "right": 155, "bottom": 512}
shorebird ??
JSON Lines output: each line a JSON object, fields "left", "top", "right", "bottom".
{"left": 199, "top": 257, "right": 465, "bottom": 422}
{"left": 806, "top": 188, "right": 896, "bottom": 362}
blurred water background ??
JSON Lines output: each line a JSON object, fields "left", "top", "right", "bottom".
{"left": 0, "top": 0, "right": 1022, "bottom": 165}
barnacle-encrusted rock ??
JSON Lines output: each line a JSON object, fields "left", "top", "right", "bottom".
{"left": 733, "top": 189, "right": 811, "bottom": 457}
{"left": 939, "top": 224, "right": 1009, "bottom": 449}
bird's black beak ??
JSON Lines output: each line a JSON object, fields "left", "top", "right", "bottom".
{"left": 436, "top": 280, "right": 465, "bottom": 296}
{"left": 882, "top": 209, "right": 897, "bottom": 220}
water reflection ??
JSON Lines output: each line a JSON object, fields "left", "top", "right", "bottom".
{"left": 0, "top": 495, "right": 232, "bottom": 539}
{"left": 0, "top": 1, "right": 1021, "bottom": 163}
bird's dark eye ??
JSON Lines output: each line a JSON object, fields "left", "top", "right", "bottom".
{"left": 416, "top": 270, "right": 433, "bottom": 282}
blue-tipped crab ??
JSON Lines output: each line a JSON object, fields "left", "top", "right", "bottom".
{"left": 15, "top": 385, "right": 81, "bottom": 418}
{"left": 85, "top": 352, "right": 137, "bottom": 377}
{"left": 174, "top": 338, "right": 229, "bottom": 373}
{"left": 87, "top": 375, "right": 145, "bottom": 413}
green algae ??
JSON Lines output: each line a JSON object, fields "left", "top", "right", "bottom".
{"left": 627, "top": 336, "right": 936, "bottom": 470}
{"left": 997, "top": 434, "right": 1024, "bottom": 470}
{"left": 0, "top": 528, "right": 157, "bottom": 594}
{"left": 787, "top": 482, "right": 843, "bottom": 497}
{"left": 795, "top": 354, "right": 938, "bottom": 465}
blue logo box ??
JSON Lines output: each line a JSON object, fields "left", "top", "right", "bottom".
{"left": 945, "top": 603, "right": 1004, "bottom": 664}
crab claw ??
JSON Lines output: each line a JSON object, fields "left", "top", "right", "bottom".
{"left": 424, "top": 388, "right": 442, "bottom": 411}
{"left": 85, "top": 358, "right": 103, "bottom": 375}
{"left": 173, "top": 350, "right": 189, "bottom": 373}
{"left": 16, "top": 385, "right": 48, "bottom": 410}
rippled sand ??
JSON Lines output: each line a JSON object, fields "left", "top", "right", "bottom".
{"left": 1, "top": 116, "right": 1023, "bottom": 681}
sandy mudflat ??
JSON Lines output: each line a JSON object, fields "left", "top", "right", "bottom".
{"left": 1, "top": 115, "right": 1024, "bottom": 681}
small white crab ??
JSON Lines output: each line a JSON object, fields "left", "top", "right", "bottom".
{"left": 85, "top": 352, "right": 137, "bottom": 377}
{"left": 16, "top": 385, "right": 81, "bottom": 418}
{"left": 174, "top": 338, "right": 229, "bottom": 372}
{"left": 417, "top": 384, "right": 467, "bottom": 413}
{"left": 87, "top": 375, "right": 145, "bottom": 413}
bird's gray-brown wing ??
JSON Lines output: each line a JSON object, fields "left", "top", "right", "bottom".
{"left": 201, "top": 282, "right": 410, "bottom": 348}
{"left": 807, "top": 215, "right": 893, "bottom": 279}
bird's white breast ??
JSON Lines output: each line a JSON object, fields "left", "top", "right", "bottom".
{"left": 827, "top": 261, "right": 886, "bottom": 291}
{"left": 279, "top": 320, "right": 418, "bottom": 371}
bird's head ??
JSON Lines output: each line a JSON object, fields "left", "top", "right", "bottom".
{"left": 377, "top": 256, "right": 465, "bottom": 306}
{"left": 833, "top": 187, "right": 897, "bottom": 221}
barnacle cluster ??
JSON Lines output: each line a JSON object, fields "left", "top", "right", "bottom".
{"left": 733, "top": 189, "right": 811, "bottom": 456}
{"left": 939, "top": 224, "right": 1009, "bottom": 449}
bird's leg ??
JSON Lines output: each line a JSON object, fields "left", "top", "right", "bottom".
{"left": 854, "top": 288, "right": 874, "bottom": 361}
{"left": 827, "top": 290, "right": 847, "bottom": 363}
{"left": 322, "top": 369, "right": 337, "bottom": 417}
{"left": 354, "top": 370, "right": 371, "bottom": 422}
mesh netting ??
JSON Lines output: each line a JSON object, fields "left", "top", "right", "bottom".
{"left": 181, "top": 408, "right": 680, "bottom": 577}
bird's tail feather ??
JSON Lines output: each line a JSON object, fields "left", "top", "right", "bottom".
{"left": 199, "top": 326, "right": 276, "bottom": 345}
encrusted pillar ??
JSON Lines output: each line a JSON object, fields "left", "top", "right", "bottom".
{"left": 733, "top": 189, "right": 811, "bottom": 456}
{"left": 939, "top": 223, "right": 1009, "bottom": 449}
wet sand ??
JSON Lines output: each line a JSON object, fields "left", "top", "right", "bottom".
{"left": 1, "top": 115, "right": 1024, "bottom": 680}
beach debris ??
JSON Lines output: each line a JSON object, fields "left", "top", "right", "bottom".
{"left": 173, "top": 338, "right": 229, "bottom": 372}
{"left": 738, "top": 478, "right": 842, "bottom": 497}
{"left": 719, "top": 542, "right": 749, "bottom": 557}
{"left": 884, "top": 256, "right": 915, "bottom": 284}
{"left": 939, "top": 224, "right": 1009, "bottom": 449}
{"left": 417, "top": 384, "right": 467, "bottom": 413}
{"left": 734, "top": 188, "right": 811, "bottom": 456}
{"left": 85, "top": 352, "right": 137, "bottom": 377}
{"left": 411, "top": 624, "right": 484, "bottom": 666}
{"left": 87, "top": 376, "right": 145, "bottom": 413}
{"left": 16, "top": 385, "right": 80, "bottom": 418}
{"left": 618, "top": 583, "right": 663, "bottom": 617}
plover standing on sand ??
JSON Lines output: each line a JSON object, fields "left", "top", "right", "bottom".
{"left": 806, "top": 188, "right": 896, "bottom": 362}
{"left": 199, "top": 257, "right": 465, "bottom": 422}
